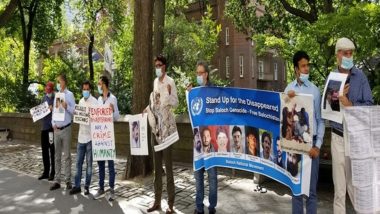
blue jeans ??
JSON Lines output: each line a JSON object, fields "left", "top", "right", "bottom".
{"left": 194, "top": 167, "right": 218, "bottom": 213}
{"left": 74, "top": 141, "right": 93, "bottom": 188}
{"left": 97, "top": 160, "right": 115, "bottom": 190}
{"left": 292, "top": 155, "right": 319, "bottom": 214}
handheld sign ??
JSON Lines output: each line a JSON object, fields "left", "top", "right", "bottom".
{"left": 73, "top": 105, "right": 90, "bottom": 125}
{"left": 30, "top": 102, "right": 51, "bottom": 122}
{"left": 52, "top": 93, "right": 66, "bottom": 121}
{"left": 90, "top": 105, "right": 116, "bottom": 161}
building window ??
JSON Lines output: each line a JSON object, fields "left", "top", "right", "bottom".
{"left": 225, "top": 27, "right": 230, "bottom": 45}
{"left": 239, "top": 55, "right": 244, "bottom": 78}
{"left": 274, "top": 62, "right": 278, "bottom": 81}
{"left": 258, "top": 60, "right": 264, "bottom": 80}
{"left": 226, "top": 56, "right": 230, "bottom": 78}
{"left": 251, "top": 56, "right": 255, "bottom": 78}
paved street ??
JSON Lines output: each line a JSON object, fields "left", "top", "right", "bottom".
{"left": 0, "top": 140, "right": 354, "bottom": 214}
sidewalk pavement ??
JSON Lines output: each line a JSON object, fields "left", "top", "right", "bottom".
{"left": 0, "top": 140, "right": 354, "bottom": 214}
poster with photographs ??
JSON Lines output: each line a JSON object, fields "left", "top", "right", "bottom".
{"left": 52, "top": 92, "right": 65, "bottom": 121}
{"left": 280, "top": 93, "right": 314, "bottom": 155}
{"left": 321, "top": 72, "right": 348, "bottom": 124}
{"left": 129, "top": 114, "right": 149, "bottom": 156}
{"left": 187, "top": 87, "right": 312, "bottom": 196}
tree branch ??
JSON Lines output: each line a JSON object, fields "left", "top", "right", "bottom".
{"left": 0, "top": 0, "right": 18, "bottom": 28}
{"left": 278, "top": 0, "right": 317, "bottom": 23}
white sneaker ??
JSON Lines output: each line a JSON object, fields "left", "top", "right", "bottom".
{"left": 93, "top": 189, "right": 105, "bottom": 200}
{"left": 107, "top": 188, "right": 115, "bottom": 201}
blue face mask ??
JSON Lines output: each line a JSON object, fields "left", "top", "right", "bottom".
{"left": 56, "top": 83, "right": 61, "bottom": 92}
{"left": 47, "top": 93, "right": 53, "bottom": 98}
{"left": 155, "top": 68, "right": 162, "bottom": 78}
{"left": 299, "top": 73, "right": 309, "bottom": 83}
{"left": 341, "top": 56, "right": 354, "bottom": 70}
{"left": 98, "top": 85, "right": 103, "bottom": 94}
{"left": 82, "top": 90, "right": 90, "bottom": 99}
{"left": 197, "top": 75, "right": 204, "bottom": 86}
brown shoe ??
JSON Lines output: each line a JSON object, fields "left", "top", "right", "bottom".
{"left": 147, "top": 204, "right": 161, "bottom": 212}
{"left": 166, "top": 207, "right": 175, "bottom": 214}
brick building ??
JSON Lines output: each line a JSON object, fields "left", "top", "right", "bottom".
{"left": 186, "top": 0, "right": 287, "bottom": 91}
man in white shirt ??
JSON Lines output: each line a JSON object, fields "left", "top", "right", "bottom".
{"left": 70, "top": 80, "right": 98, "bottom": 195}
{"left": 93, "top": 75, "right": 120, "bottom": 201}
{"left": 147, "top": 55, "right": 178, "bottom": 214}
{"left": 50, "top": 74, "right": 75, "bottom": 191}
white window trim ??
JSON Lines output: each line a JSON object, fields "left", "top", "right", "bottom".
{"left": 225, "top": 27, "right": 230, "bottom": 46}
{"left": 258, "top": 60, "right": 264, "bottom": 80}
{"left": 274, "top": 62, "right": 278, "bottom": 81}
{"left": 239, "top": 55, "right": 244, "bottom": 78}
{"left": 226, "top": 56, "right": 230, "bottom": 78}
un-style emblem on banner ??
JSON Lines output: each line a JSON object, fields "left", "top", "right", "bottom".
{"left": 191, "top": 97, "right": 203, "bottom": 116}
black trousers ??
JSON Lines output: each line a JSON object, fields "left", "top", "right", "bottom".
{"left": 41, "top": 129, "right": 55, "bottom": 176}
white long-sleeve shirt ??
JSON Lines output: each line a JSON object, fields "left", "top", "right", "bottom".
{"left": 153, "top": 74, "right": 178, "bottom": 108}
{"left": 77, "top": 95, "right": 98, "bottom": 144}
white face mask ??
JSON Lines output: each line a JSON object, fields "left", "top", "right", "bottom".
{"left": 155, "top": 68, "right": 162, "bottom": 78}
{"left": 299, "top": 73, "right": 310, "bottom": 83}
{"left": 341, "top": 56, "right": 354, "bottom": 70}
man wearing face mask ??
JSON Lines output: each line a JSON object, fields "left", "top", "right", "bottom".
{"left": 70, "top": 80, "right": 97, "bottom": 195}
{"left": 38, "top": 81, "right": 55, "bottom": 181}
{"left": 146, "top": 55, "right": 178, "bottom": 214}
{"left": 50, "top": 74, "right": 76, "bottom": 191}
{"left": 188, "top": 61, "right": 218, "bottom": 214}
{"left": 93, "top": 75, "right": 120, "bottom": 201}
{"left": 329, "top": 38, "right": 373, "bottom": 213}
{"left": 285, "top": 51, "right": 325, "bottom": 214}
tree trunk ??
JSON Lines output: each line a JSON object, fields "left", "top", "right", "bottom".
{"left": 125, "top": 0, "right": 155, "bottom": 179}
{"left": 18, "top": 0, "right": 38, "bottom": 91}
{"left": 0, "top": 0, "right": 18, "bottom": 28}
{"left": 88, "top": 33, "right": 95, "bottom": 81}
{"left": 153, "top": 0, "right": 165, "bottom": 57}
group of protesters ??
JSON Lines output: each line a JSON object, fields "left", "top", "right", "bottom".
{"left": 37, "top": 37, "right": 373, "bottom": 214}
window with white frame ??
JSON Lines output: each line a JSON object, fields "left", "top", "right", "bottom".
{"left": 258, "top": 60, "right": 264, "bottom": 80}
{"left": 239, "top": 55, "right": 244, "bottom": 78}
{"left": 226, "top": 56, "right": 230, "bottom": 78}
{"left": 225, "top": 27, "right": 230, "bottom": 45}
{"left": 274, "top": 62, "right": 278, "bottom": 80}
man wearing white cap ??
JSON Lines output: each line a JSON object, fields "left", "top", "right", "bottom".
{"left": 330, "top": 37, "right": 373, "bottom": 213}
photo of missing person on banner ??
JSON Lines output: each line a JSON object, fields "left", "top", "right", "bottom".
{"left": 245, "top": 126, "right": 260, "bottom": 157}
{"left": 201, "top": 126, "right": 230, "bottom": 153}
{"left": 286, "top": 152, "right": 302, "bottom": 178}
{"left": 280, "top": 93, "right": 314, "bottom": 154}
{"left": 230, "top": 125, "right": 245, "bottom": 154}
{"left": 193, "top": 127, "right": 203, "bottom": 154}
{"left": 259, "top": 129, "right": 275, "bottom": 162}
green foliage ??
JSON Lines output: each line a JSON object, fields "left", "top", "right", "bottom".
{"left": 112, "top": 13, "right": 134, "bottom": 114}
{"left": 163, "top": 5, "right": 222, "bottom": 114}
{"left": 41, "top": 47, "right": 88, "bottom": 102}
{"left": 226, "top": 1, "right": 380, "bottom": 103}
{"left": 33, "top": 0, "right": 64, "bottom": 53}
